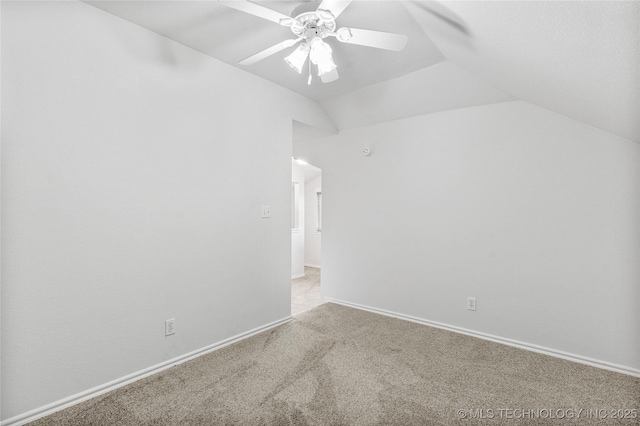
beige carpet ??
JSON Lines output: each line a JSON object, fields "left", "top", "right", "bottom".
{"left": 292, "top": 267, "right": 322, "bottom": 316}
{"left": 31, "top": 303, "right": 639, "bottom": 425}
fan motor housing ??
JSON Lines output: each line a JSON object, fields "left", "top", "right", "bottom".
{"left": 290, "top": 12, "right": 336, "bottom": 40}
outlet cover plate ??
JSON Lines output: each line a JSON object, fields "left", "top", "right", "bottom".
{"left": 467, "top": 297, "right": 476, "bottom": 311}
{"left": 165, "top": 318, "right": 175, "bottom": 336}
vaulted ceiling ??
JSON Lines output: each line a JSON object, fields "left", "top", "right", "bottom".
{"left": 87, "top": 1, "right": 639, "bottom": 143}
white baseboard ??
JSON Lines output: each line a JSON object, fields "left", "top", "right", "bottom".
{"left": 304, "top": 264, "right": 321, "bottom": 269}
{"left": 291, "top": 273, "right": 305, "bottom": 279}
{"left": 1, "top": 316, "right": 293, "bottom": 426}
{"left": 326, "top": 298, "right": 640, "bottom": 378}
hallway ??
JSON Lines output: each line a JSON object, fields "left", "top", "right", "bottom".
{"left": 291, "top": 267, "right": 322, "bottom": 316}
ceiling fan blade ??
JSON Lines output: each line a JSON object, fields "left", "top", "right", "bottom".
{"left": 320, "top": 68, "right": 339, "bottom": 83}
{"left": 219, "top": 1, "right": 292, "bottom": 25}
{"left": 337, "top": 28, "right": 408, "bottom": 51}
{"left": 317, "top": 0, "right": 353, "bottom": 20}
{"left": 239, "top": 38, "right": 302, "bottom": 66}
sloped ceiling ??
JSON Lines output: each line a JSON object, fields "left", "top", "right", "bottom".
{"left": 86, "top": 0, "right": 444, "bottom": 101}
{"left": 86, "top": 1, "right": 639, "bottom": 143}
{"left": 405, "top": 1, "right": 640, "bottom": 143}
{"left": 321, "top": 61, "right": 515, "bottom": 130}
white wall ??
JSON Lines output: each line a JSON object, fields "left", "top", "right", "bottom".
{"left": 295, "top": 100, "right": 640, "bottom": 373}
{"left": 1, "top": 1, "right": 333, "bottom": 421}
{"left": 291, "top": 163, "right": 305, "bottom": 278}
{"left": 304, "top": 175, "right": 322, "bottom": 268}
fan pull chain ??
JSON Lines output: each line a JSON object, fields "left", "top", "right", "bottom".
{"left": 307, "top": 58, "right": 312, "bottom": 85}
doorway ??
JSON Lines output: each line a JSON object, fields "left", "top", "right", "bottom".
{"left": 291, "top": 158, "right": 322, "bottom": 316}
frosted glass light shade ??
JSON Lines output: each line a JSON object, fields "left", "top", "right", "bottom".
{"left": 309, "top": 38, "right": 337, "bottom": 76}
{"left": 316, "top": 56, "right": 337, "bottom": 76}
{"left": 284, "top": 43, "right": 310, "bottom": 74}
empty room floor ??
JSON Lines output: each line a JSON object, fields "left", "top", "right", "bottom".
{"left": 291, "top": 266, "right": 322, "bottom": 316}
{"left": 29, "top": 303, "right": 640, "bottom": 425}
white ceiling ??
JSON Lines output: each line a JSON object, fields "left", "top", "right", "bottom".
{"left": 405, "top": 1, "right": 640, "bottom": 143}
{"left": 87, "top": 0, "right": 444, "bottom": 101}
{"left": 86, "top": 1, "right": 639, "bottom": 143}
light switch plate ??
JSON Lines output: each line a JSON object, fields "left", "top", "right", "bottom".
{"left": 261, "top": 205, "right": 271, "bottom": 218}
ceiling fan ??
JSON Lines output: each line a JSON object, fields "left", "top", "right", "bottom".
{"left": 220, "top": 0, "right": 409, "bottom": 84}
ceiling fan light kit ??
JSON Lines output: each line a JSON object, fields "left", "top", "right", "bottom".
{"left": 285, "top": 43, "right": 311, "bottom": 74}
{"left": 224, "top": 0, "right": 408, "bottom": 84}
{"left": 308, "top": 38, "right": 337, "bottom": 76}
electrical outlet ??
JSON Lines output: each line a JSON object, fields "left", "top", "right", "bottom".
{"left": 165, "top": 318, "right": 175, "bottom": 336}
{"left": 467, "top": 297, "right": 476, "bottom": 311}
{"left": 261, "top": 205, "right": 271, "bottom": 218}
